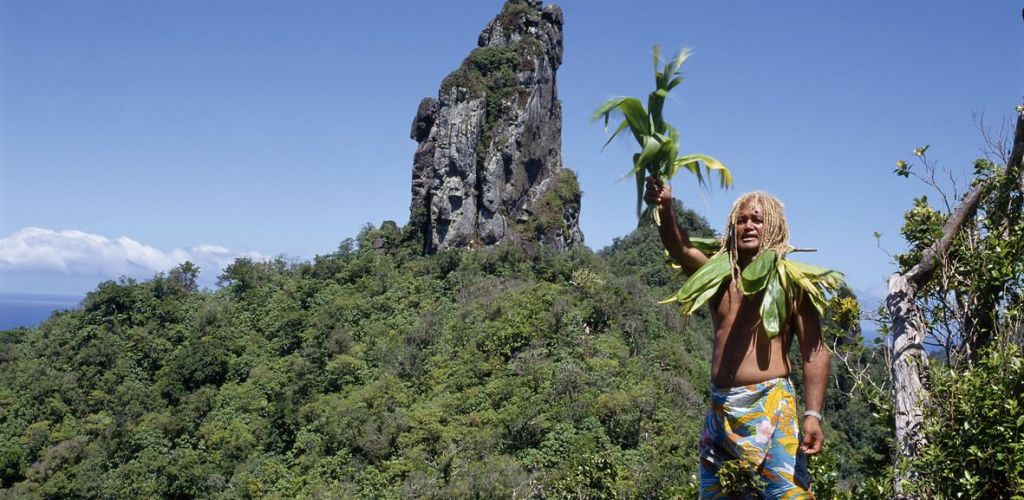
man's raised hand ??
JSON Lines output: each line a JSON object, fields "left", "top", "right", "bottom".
{"left": 644, "top": 176, "right": 672, "bottom": 210}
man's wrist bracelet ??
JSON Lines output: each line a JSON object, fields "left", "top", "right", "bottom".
{"left": 803, "top": 410, "right": 823, "bottom": 422}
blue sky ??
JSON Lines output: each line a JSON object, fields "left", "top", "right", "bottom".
{"left": 1, "top": 0, "right": 1022, "bottom": 307}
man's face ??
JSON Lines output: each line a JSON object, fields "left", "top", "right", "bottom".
{"left": 734, "top": 200, "right": 765, "bottom": 254}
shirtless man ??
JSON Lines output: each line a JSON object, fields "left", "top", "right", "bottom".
{"left": 644, "top": 177, "right": 828, "bottom": 499}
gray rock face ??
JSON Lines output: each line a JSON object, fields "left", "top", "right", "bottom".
{"left": 408, "top": 0, "right": 583, "bottom": 253}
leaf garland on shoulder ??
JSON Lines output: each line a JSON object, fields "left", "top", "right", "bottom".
{"left": 660, "top": 240, "right": 845, "bottom": 338}
{"left": 659, "top": 252, "right": 731, "bottom": 314}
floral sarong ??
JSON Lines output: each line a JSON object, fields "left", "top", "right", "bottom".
{"left": 699, "top": 377, "right": 813, "bottom": 499}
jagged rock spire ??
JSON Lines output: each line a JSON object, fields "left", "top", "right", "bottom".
{"left": 408, "top": 0, "right": 583, "bottom": 253}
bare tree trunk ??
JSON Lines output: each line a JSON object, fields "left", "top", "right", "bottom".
{"left": 887, "top": 181, "right": 988, "bottom": 497}
{"left": 886, "top": 275, "right": 929, "bottom": 497}
{"left": 1012, "top": 112, "right": 1024, "bottom": 198}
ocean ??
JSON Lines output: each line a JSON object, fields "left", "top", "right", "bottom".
{"left": 0, "top": 293, "right": 83, "bottom": 330}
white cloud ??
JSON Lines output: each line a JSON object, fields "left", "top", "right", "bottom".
{"left": 0, "top": 227, "right": 267, "bottom": 281}
{"left": 855, "top": 281, "right": 890, "bottom": 308}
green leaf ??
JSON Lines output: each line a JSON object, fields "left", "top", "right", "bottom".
{"left": 689, "top": 236, "right": 721, "bottom": 255}
{"left": 635, "top": 169, "right": 645, "bottom": 219}
{"left": 617, "top": 97, "right": 651, "bottom": 138}
{"left": 590, "top": 96, "right": 626, "bottom": 123}
{"left": 601, "top": 119, "right": 630, "bottom": 151}
{"left": 784, "top": 260, "right": 845, "bottom": 288}
{"left": 665, "top": 47, "right": 692, "bottom": 78}
{"left": 618, "top": 153, "right": 644, "bottom": 183}
{"left": 662, "top": 252, "right": 731, "bottom": 314}
{"left": 670, "top": 158, "right": 702, "bottom": 185}
{"left": 635, "top": 136, "right": 662, "bottom": 174}
{"left": 649, "top": 91, "right": 666, "bottom": 133}
{"left": 759, "top": 268, "right": 786, "bottom": 339}
{"left": 777, "top": 256, "right": 789, "bottom": 290}
{"left": 667, "top": 127, "right": 680, "bottom": 166}
{"left": 782, "top": 260, "right": 828, "bottom": 316}
{"left": 774, "top": 269, "right": 788, "bottom": 333}
{"left": 683, "top": 278, "right": 726, "bottom": 314}
{"left": 652, "top": 44, "right": 661, "bottom": 76}
{"left": 741, "top": 250, "right": 777, "bottom": 295}
{"left": 675, "top": 154, "right": 733, "bottom": 189}
{"left": 591, "top": 97, "right": 646, "bottom": 145}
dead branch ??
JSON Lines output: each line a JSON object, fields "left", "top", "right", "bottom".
{"left": 887, "top": 176, "right": 990, "bottom": 498}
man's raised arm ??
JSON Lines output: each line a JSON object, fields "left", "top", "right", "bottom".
{"left": 643, "top": 176, "right": 709, "bottom": 275}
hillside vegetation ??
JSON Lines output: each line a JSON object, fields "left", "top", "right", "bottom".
{"left": 0, "top": 204, "right": 888, "bottom": 498}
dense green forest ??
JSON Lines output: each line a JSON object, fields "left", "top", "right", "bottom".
{"left": 3, "top": 182, "right": 1023, "bottom": 498}
{"left": 1, "top": 202, "right": 898, "bottom": 498}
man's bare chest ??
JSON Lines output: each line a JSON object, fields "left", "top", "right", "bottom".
{"left": 711, "top": 283, "right": 762, "bottom": 329}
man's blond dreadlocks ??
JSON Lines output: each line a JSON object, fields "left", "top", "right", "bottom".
{"left": 722, "top": 191, "right": 790, "bottom": 284}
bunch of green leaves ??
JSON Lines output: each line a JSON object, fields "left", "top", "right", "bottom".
{"left": 592, "top": 45, "right": 733, "bottom": 224}
{"left": 715, "top": 459, "right": 766, "bottom": 497}
{"left": 661, "top": 243, "right": 845, "bottom": 339}
{"left": 907, "top": 345, "right": 1024, "bottom": 498}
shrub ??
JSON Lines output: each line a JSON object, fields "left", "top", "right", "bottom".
{"left": 907, "top": 344, "right": 1024, "bottom": 498}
